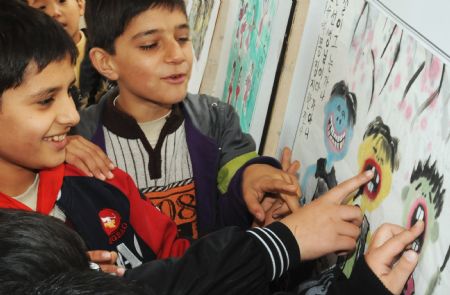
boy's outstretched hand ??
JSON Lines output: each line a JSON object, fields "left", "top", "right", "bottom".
{"left": 66, "top": 135, "right": 115, "bottom": 180}
{"left": 242, "top": 163, "right": 300, "bottom": 223}
{"left": 280, "top": 170, "right": 373, "bottom": 261}
{"left": 365, "top": 221, "right": 424, "bottom": 295}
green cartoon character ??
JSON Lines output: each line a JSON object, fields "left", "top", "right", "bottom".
{"left": 401, "top": 158, "right": 446, "bottom": 295}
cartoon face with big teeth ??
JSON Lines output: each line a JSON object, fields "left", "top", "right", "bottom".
{"left": 323, "top": 81, "right": 357, "bottom": 162}
{"left": 401, "top": 158, "right": 445, "bottom": 295}
{"left": 300, "top": 81, "right": 357, "bottom": 203}
{"left": 357, "top": 116, "right": 399, "bottom": 212}
{"left": 402, "top": 158, "right": 444, "bottom": 254}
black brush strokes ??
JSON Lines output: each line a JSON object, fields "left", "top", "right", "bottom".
{"left": 379, "top": 31, "right": 403, "bottom": 96}
{"left": 351, "top": 2, "right": 369, "bottom": 45}
{"left": 416, "top": 64, "right": 446, "bottom": 117}
{"left": 411, "top": 64, "right": 446, "bottom": 129}
{"left": 381, "top": 24, "right": 397, "bottom": 59}
{"left": 368, "top": 50, "right": 375, "bottom": 111}
{"left": 402, "top": 62, "right": 426, "bottom": 101}
{"left": 440, "top": 245, "right": 450, "bottom": 273}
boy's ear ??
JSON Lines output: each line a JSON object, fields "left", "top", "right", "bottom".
{"left": 89, "top": 48, "right": 119, "bottom": 81}
{"left": 78, "top": 0, "right": 85, "bottom": 16}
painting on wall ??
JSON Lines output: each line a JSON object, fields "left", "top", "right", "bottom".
{"left": 213, "top": 0, "right": 293, "bottom": 148}
{"left": 280, "top": 0, "right": 450, "bottom": 294}
{"left": 189, "top": 0, "right": 216, "bottom": 60}
{"left": 186, "top": 0, "right": 220, "bottom": 93}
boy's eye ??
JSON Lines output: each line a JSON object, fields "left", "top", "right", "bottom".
{"left": 37, "top": 97, "right": 55, "bottom": 106}
{"left": 38, "top": 5, "right": 46, "bottom": 10}
{"left": 177, "top": 37, "right": 191, "bottom": 44}
{"left": 140, "top": 43, "right": 158, "bottom": 51}
{"left": 59, "top": 0, "right": 67, "bottom": 4}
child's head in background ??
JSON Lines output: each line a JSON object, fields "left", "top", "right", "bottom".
{"left": 27, "top": 0, "right": 85, "bottom": 44}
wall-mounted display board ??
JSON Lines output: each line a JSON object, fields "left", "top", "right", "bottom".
{"left": 279, "top": 0, "right": 450, "bottom": 293}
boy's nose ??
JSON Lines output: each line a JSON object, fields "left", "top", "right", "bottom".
{"left": 57, "top": 95, "right": 80, "bottom": 127}
{"left": 164, "top": 40, "right": 186, "bottom": 64}
{"left": 47, "top": 3, "right": 63, "bottom": 20}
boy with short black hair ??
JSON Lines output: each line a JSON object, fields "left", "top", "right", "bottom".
{"left": 26, "top": 0, "right": 108, "bottom": 106}
{"left": 70, "top": 0, "right": 300, "bottom": 238}
{"left": 0, "top": 0, "right": 189, "bottom": 275}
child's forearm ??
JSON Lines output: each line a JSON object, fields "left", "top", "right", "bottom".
{"left": 124, "top": 222, "right": 299, "bottom": 294}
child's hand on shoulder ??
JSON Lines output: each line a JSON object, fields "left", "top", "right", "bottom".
{"left": 65, "top": 135, "right": 115, "bottom": 180}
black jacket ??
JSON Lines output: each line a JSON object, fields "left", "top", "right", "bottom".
{"left": 125, "top": 223, "right": 393, "bottom": 295}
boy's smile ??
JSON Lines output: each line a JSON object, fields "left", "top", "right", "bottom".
{"left": 0, "top": 56, "right": 80, "bottom": 174}
{"left": 100, "top": 6, "right": 193, "bottom": 122}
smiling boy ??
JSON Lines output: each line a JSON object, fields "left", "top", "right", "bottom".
{"left": 0, "top": 1, "right": 190, "bottom": 274}
{"left": 71, "top": 0, "right": 300, "bottom": 238}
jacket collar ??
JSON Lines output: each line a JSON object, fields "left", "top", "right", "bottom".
{"left": 0, "top": 164, "right": 65, "bottom": 214}
{"left": 102, "top": 94, "right": 184, "bottom": 140}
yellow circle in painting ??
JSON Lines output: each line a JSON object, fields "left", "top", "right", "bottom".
{"left": 357, "top": 134, "right": 393, "bottom": 212}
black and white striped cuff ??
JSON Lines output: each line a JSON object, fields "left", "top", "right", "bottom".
{"left": 247, "top": 222, "right": 300, "bottom": 281}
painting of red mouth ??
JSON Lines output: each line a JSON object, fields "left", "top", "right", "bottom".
{"left": 407, "top": 198, "right": 427, "bottom": 253}
{"left": 362, "top": 159, "right": 381, "bottom": 200}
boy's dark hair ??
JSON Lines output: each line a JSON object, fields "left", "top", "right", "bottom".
{"left": 0, "top": 0, "right": 77, "bottom": 97}
{"left": 330, "top": 80, "right": 358, "bottom": 126}
{"left": 85, "top": 0, "right": 187, "bottom": 54}
{"left": 1, "top": 270, "right": 148, "bottom": 295}
{"left": 0, "top": 209, "right": 90, "bottom": 283}
{"left": 410, "top": 157, "right": 445, "bottom": 219}
{"left": 363, "top": 116, "right": 399, "bottom": 172}
{"left": 0, "top": 209, "right": 148, "bottom": 295}
{"left": 20, "top": 271, "right": 148, "bottom": 295}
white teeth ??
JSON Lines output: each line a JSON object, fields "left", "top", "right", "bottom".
{"left": 44, "top": 134, "right": 66, "bottom": 142}
{"left": 368, "top": 182, "right": 374, "bottom": 193}
{"left": 376, "top": 174, "right": 380, "bottom": 184}
{"left": 371, "top": 167, "right": 376, "bottom": 173}
{"left": 412, "top": 240, "right": 419, "bottom": 252}
{"left": 416, "top": 207, "right": 424, "bottom": 221}
{"left": 327, "top": 117, "right": 346, "bottom": 150}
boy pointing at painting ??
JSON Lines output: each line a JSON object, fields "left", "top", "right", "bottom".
{"left": 67, "top": 0, "right": 300, "bottom": 238}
